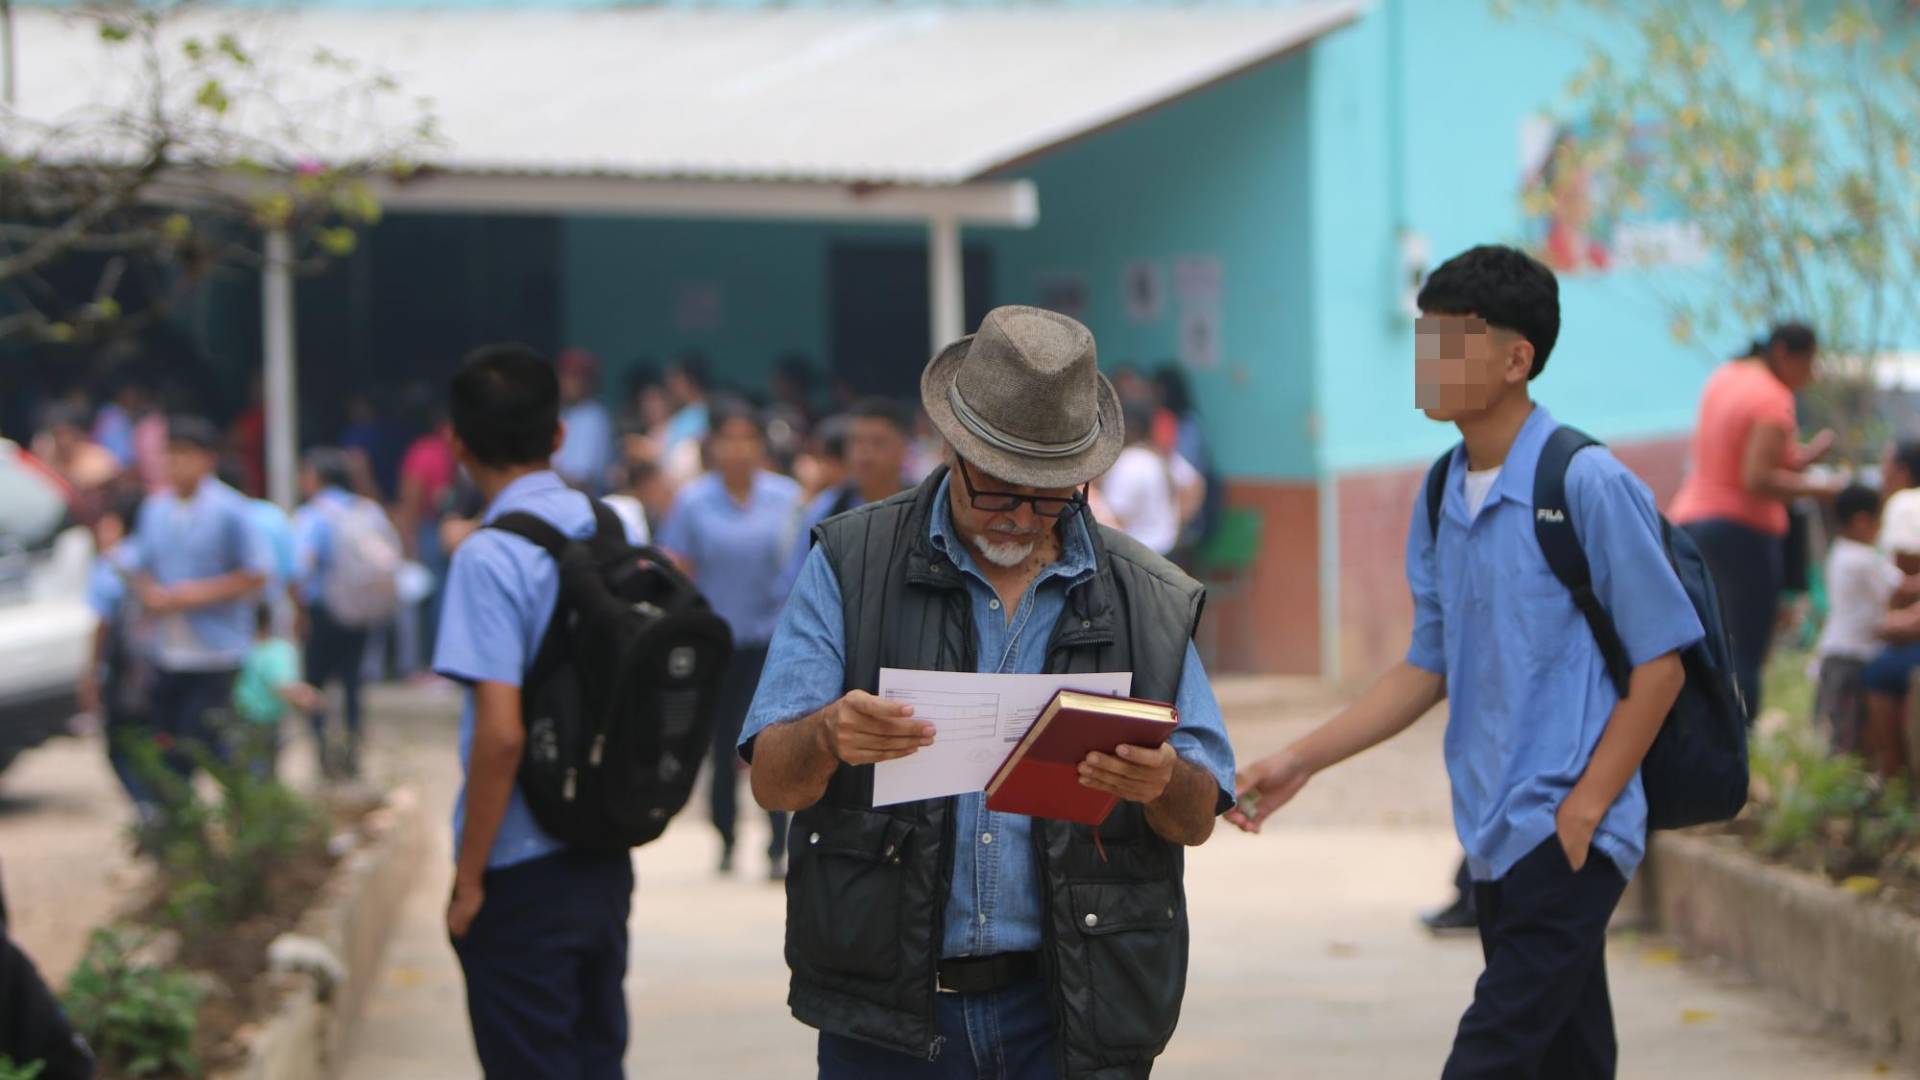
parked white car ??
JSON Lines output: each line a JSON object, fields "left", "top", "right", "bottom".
{"left": 0, "top": 440, "right": 96, "bottom": 776}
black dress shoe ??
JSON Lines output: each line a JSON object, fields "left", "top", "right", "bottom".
{"left": 1420, "top": 895, "right": 1478, "bottom": 935}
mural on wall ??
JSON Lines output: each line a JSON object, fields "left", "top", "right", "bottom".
{"left": 1519, "top": 115, "right": 1706, "bottom": 274}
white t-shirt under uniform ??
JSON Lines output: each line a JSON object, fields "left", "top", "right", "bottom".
{"left": 1816, "top": 536, "right": 1903, "bottom": 662}
{"left": 1101, "top": 445, "right": 1203, "bottom": 556}
{"left": 1464, "top": 467, "right": 1501, "bottom": 518}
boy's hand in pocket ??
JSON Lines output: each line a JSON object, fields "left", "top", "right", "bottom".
{"left": 1555, "top": 796, "right": 1602, "bottom": 871}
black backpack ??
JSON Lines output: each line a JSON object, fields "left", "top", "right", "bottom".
{"left": 1424, "top": 425, "right": 1750, "bottom": 830}
{"left": 489, "top": 503, "right": 733, "bottom": 850}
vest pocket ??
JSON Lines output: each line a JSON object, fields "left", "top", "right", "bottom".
{"left": 1070, "top": 880, "right": 1184, "bottom": 1051}
{"left": 787, "top": 806, "right": 916, "bottom": 981}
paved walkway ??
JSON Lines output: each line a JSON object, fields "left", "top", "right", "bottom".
{"left": 341, "top": 680, "right": 1906, "bottom": 1078}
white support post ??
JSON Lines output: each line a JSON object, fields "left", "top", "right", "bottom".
{"left": 263, "top": 228, "right": 298, "bottom": 508}
{"left": 928, "top": 213, "right": 963, "bottom": 355}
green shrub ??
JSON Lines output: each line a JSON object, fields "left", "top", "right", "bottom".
{"left": 0, "top": 1058, "right": 47, "bottom": 1080}
{"left": 122, "top": 732, "right": 327, "bottom": 949}
{"left": 1748, "top": 721, "right": 1920, "bottom": 879}
{"left": 62, "top": 928, "right": 202, "bottom": 1078}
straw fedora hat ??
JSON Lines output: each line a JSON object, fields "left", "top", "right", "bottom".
{"left": 919, "top": 306, "right": 1123, "bottom": 490}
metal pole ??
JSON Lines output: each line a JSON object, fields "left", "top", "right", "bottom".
{"left": 928, "top": 213, "right": 963, "bottom": 354}
{"left": 263, "top": 228, "right": 298, "bottom": 508}
{"left": 2, "top": 0, "right": 16, "bottom": 108}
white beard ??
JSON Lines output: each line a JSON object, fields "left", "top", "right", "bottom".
{"left": 972, "top": 532, "right": 1036, "bottom": 568}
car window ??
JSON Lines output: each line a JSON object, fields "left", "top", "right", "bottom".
{"left": 0, "top": 442, "right": 72, "bottom": 551}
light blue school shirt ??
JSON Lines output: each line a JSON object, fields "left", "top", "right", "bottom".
{"left": 553, "top": 399, "right": 615, "bottom": 493}
{"left": 1407, "top": 405, "right": 1705, "bottom": 883}
{"left": 742, "top": 477, "right": 1236, "bottom": 958}
{"left": 290, "top": 487, "right": 361, "bottom": 603}
{"left": 433, "top": 470, "right": 641, "bottom": 870}
{"left": 658, "top": 471, "right": 803, "bottom": 647}
{"left": 250, "top": 499, "right": 298, "bottom": 593}
{"left": 124, "top": 478, "right": 273, "bottom": 672}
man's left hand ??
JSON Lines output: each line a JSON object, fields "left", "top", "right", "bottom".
{"left": 1079, "top": 743, "right": 1177, "bottom": 805}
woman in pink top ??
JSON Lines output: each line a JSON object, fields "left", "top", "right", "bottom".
{"left": 1670, "top": 324, "right": 1840, "bottom": 712}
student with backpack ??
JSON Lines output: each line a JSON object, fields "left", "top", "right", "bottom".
{"left": 294, "top": 448, "right": 402, "bottom": 781}
{"left": 436, "top": 345, "right": 715, "bottom": 1080}
{"left": 1230, "top": 246, "right": 1744, "bottom": 1078}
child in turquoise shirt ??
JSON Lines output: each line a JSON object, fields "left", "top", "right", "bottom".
{"left": 232, "top": 605, "right": 317, "bottom": 779}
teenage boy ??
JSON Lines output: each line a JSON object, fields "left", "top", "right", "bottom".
{"left": 433, "top": 345, "right": 640, "bottom": 1078}
{"left": 1231, "top": 245, "right": 1703, "bottom": 1078}
{"left": 122, "top": 416, "right": 273, "bottom": 790}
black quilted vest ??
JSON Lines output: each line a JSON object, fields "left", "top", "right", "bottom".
{"left": 783, "top": 468, "right": 1207, "bottom": 1079}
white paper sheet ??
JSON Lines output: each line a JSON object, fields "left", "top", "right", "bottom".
{"left": 871, "top": 668, "right": 1134, "bottom": 807}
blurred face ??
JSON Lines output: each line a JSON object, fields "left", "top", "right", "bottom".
{"left": 710, "top": 417, "right": 764, "bottom": 479}
{"left": 1768, "top": 344, "right": 1818, "bottom": 392}
{"left": 946, "top": 455, "right": 1079, "bottom": 569}
{"left": 638, "top": 385, "right": 672, "bottom": 429}
{"left": 94, "top": 512, "right": 127, "bottom": 552}
{"left": 167, "top": 442, "right": 215, "bottom": 494}
{"left": 1415, "top": 313, "right": 1533, "bottom": 422}
{"left": 559, "top": 370, "right": 590, "bottom": 404}
{"left": 666, "top": 371, "right": 697, "bottom": 407}
{"left": 848, "top": 417, "right": 906, "bottom": 498}
{"left": 51, "top": 423, "right": 83, "bottom": 455}
{"left": 1113, "top": 369, "right": 1151, "bottom": 404}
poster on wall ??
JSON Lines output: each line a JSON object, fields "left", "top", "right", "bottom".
{"left": 675, "top": 282, "right": 724, "bottom": 333}
{"left": 1035, "top": 272, "right": 1091, "bottom": 320}
{"left": 1518, "top": 113, "right": 1706, "bottom": 274}
{"left": 1174, "top": 255, "right": 1222, "bottom": 369}
{"left": 1123, "top": 260, "right": 1165, "bottom": 323}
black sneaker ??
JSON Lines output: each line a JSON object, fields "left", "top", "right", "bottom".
{"left": 718, "top": 845, "right": 735, "bottom": 876}
{"left": 1420, "top": 896, "right": 1477, "bottom": 936}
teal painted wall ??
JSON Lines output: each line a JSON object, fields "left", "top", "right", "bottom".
{"left": 561, "top": 218, "right": 866, "bottom": 392}
{"left": 1311, "top": 0, "right": 1718, "bottom": 475}
{"left": 987, "top": 51, "right": 1318, "bottom": 481}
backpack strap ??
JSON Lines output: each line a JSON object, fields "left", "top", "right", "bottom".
{"left": 487, "top": 511, "right": 573, "bottom": 558}
{"left": 1423, "top": 445, "right": 1457, "bottom": 540}
{"left": 1532, "top": 426, "right": 1634, "bottom": 696}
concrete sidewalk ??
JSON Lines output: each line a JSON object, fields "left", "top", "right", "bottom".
{"left": 341, "top": 680, "right": 1905, "bottom": 1078}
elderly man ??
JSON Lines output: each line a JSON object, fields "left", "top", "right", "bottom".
{"left": 743, "top": 306, "right": 1234, "bottom": 1079}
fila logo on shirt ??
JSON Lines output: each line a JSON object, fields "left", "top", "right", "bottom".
{"left": 1536, "top": 508, "right": 1567, "bottom": 524}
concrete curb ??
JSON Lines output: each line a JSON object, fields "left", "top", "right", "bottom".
{"left": 220, "top": 786, "right": 428, "bottom": 1080}
{"left": 1650, "top": 831, "right": 1920, "bottom": 1071}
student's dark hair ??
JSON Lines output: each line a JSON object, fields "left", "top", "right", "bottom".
{"left": 1151, "top": 363, "right": 1194, "bottom": 416}
{"left": 1893, "top": 439, "right": 1920, "bottom": 486}
{"left": 1836, "top": 484, "right": 1882, "bottom": 527}
{"left": 1122, "top": 399, "right": 1158, "bottom": 445}
{"left": 166, "top": 414, "right": 220, "bottom": 451}
{"left": 775, "top": 352, "right": 815, "bottom": 388}
{"left": 1768, "top": 322, "right": 1817, "bottom": 357}
{"left": 448, "top": 344, "right": 561, "bottom": 469}
{"left": 815, "top": 415, "right": 850, "bottom": 461}
{"left": 1416, "top": 244, "right": 1562, "bottom": 378}
{"left": 625, "top": 363, "right": 661, "bottom": 398}
{"left": 706, "top": 395, "right": 765, "bottom": 441}
{"left": 847, "top": 396, "right": 912, "bottom": 437}
{"left": 256, "top": 603, "right": 276, "bottom": 634}
{"left": 669, "top": 351, "right": 710, "bottom": 393}
{"left": 303, "top": 446, "right": 356, "bottom": 491}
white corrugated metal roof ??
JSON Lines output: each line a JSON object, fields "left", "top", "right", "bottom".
{"left": 11, "top": 4, "right": 1359, "bottom": 186}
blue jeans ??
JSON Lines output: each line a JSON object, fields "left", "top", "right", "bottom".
{"left": 817, "top": 977, "right": 1057, "bottom": 1079}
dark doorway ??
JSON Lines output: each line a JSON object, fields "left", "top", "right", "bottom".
{"left": 828, "top": 242, "right": 993, "bottom": 401}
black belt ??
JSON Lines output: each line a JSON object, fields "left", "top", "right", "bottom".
{"left": 936, "top": 952, "right": 1040, "bottom": 995}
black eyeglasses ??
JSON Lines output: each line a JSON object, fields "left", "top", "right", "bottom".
{"left": 955, "top": 458, "right": 1086, "bottom": 518}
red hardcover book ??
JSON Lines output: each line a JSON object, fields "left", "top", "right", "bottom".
{"left": 984, "top": 690, "right": 1180, "bottom": 825}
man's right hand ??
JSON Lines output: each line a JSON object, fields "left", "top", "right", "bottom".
{"left": 815, "top": 691, "right": 935, "bottom": 766}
